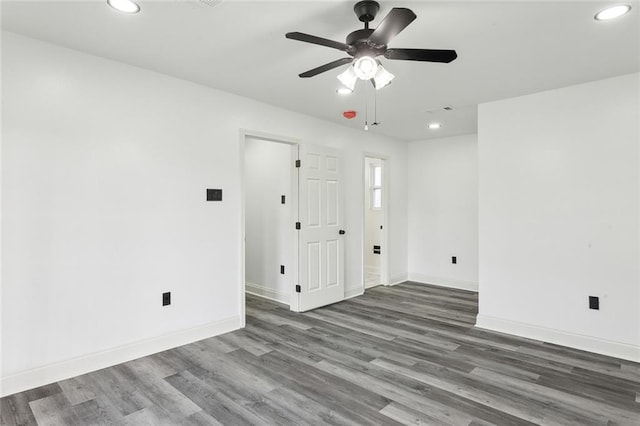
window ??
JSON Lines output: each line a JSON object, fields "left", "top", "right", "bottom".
{"left": 370, "top": 164, "right": 382, "bottom": 210}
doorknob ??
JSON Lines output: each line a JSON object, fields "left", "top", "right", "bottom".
{"left": 339, "top": 230, "right": 346, "bottom": 235}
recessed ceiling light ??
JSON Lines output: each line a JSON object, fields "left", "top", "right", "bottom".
{"left": 336, "top": 87, "right": 353, "bottom": 95}
{"left": 594, "top": 4, "right": 631, "bottom": 21}
{"left": 428, "top": 123, "right": 441, "bottom": 129}
{"left": 107, "top": 0, "right": 140, "bottom": 14}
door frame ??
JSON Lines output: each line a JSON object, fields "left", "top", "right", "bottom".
{"left": 361, "top": 153, "right": 390, "bottom": 293}
{"left": 239, "top": 129, "right": 300, "bottom": 327}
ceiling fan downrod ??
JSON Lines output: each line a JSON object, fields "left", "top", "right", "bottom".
{"left": 353, "top": 0, "right": 380, "bottom": 29}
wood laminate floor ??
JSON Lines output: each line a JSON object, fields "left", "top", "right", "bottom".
{"left": 2, "top": 282, "right": 639, "bottom": 425}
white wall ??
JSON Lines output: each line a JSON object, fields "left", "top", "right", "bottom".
{"left": 0, "top": 32, "right": 408, "bottom": 395}
{"left": 477, "top": 73, "right": 640, "bottom": 362}
{"left": 407, "top": 134, "right": 479, "bottom": 291}
{"left": 244, "top": 138, "right": 293, "bottom": 304}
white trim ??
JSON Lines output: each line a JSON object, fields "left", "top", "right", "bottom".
{"left": 476, "top": 314, "right": 640, "bottom": 363}
{"left": 246, "top": 282, "right": 289, "bottom": 305}
{"left": 388, "top": 273, "right": 408, "bottom": 286}
{"left": 0, "top": 315, "right": 242, "bottom": 398}
{"left": 408, "top": 273, "right": 478, "bottom": 291}
{"left": 345, "top": 287, "right": 364, "bottom": 300}
{"left": 290, "top": 143, "right": 300, "bottom": 312}
{"left": 239, "top": 131, "right": 247, "bottom": 328}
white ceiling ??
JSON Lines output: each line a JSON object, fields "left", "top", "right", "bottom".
{"left": 2, "top": 0, "right": 639, "bottom": 141}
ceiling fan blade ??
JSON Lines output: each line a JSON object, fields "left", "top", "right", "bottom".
{"left": 299, "top": 57, "right": 353, "bottom": 78}
{"left": 286, "top": 32, "right": 351, "bottom": 52}
{"left": 368, "top": 8, "right": 416, "bottom": 46}
{"left": 384, "top": 48, "right": 458, "bottom": 63}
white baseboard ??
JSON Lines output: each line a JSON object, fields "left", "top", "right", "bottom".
{"left": 345, "top": 287, "right": 364, "bottom": 300}
{"left": 0, "top": 315, "right": 242, "bottom": 398}
{"left": 388, "top": 273, "right": 408, "bottom": 286}
{"left": 408, "top": 273, "right": 478, "bottom": 292}
{"left": 245, "top": 282, "right": 289, "bottom": 305}
{"left": 475, "top": 314, "right": 640, "bottom": 363}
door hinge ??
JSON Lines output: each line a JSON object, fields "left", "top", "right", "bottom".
{"left": 295, "top": 159, "right": 301, "bottom": 168}
{"left": 295, "top": 222, "right": 301, "bottom": 230}
{"left": 295, "top": 285, "right": 301, "bottom": 293}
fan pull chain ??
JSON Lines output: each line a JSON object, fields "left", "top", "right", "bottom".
{"left": 373, "top": 88, "right": 379, "bottom": 126}
{"left": 364, "top": 80, "right": 369, "bottom": 131}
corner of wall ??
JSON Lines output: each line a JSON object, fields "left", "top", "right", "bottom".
{"left": 389, "top": 273, "right": 409, "bottom": 286}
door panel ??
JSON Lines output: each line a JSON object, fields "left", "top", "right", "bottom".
{"left": 326, "top": 239, "right": 339, "bottom": 287}
{"left": 297, "top": 144, "right": 344, "bottom": 311}
{"left": 307, "top": 241, "right": 321, "bottom": 291}
{"left": 307, "top": 179, "right": 321, "bottom": 227}
{"left": 326, "top": 180, "right": 338, "bottom": 226}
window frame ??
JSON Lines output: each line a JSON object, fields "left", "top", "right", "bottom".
{"left": 369, "top": 163, "right": 382, "bottom": 211}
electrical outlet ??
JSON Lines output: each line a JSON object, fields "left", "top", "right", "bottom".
{"left": 589, "top": 296, "right": 599, "bottom": 310}
{"left": 163, "top": 292, "right": 171, "bottom": 306}
{"left": 452, "top": 256, "right": 457, "bottom": 264}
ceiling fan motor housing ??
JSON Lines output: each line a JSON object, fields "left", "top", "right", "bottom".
{"left": 346, "top": 29, "right": 386, "bottom": 58}
{"left": 353, "top": 0, "right": 380, "bottom": 22}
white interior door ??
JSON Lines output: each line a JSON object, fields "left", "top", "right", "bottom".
{"left": 297, "top": 144, "right": 344, "bottom": 312}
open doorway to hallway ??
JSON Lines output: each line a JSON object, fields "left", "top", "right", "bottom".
{"left": 242, "top": 134, "right": 347, "bottom": 314}
{"left": 363, "top": 156, "right": 387, "bottom": 289}
{"left": 243, "top": 135, "right": 297, "bottom": 309}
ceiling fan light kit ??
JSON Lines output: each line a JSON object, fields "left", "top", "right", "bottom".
{"left": 353, "top": 56, "right": 379, "bottom": 80}
{"left": 372, "top": 61, "right": 394, "bottom": 89}
{"left": 337, "top": 66, "right": 359, "bottom": 91}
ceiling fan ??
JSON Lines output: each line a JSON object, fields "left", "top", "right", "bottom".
{"left": 285, "top": 0, "right": 457, "bottom": 89}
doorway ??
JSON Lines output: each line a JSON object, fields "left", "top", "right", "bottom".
{"left": 240, "top": 131, "right": 347, "bottom": 318}
{"left": 363, "top": 156, "right": 387, "bottom": 289}
{"left": 242, "top": 133, "right": 298, "bottom": 314}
